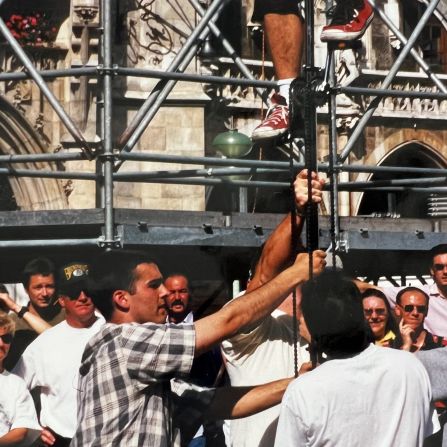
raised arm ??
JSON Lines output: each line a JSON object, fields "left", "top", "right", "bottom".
{"left": 248, "top": 170, "right": 325, "bottom": 292}
{"left": 0, "top": 292, "right": 51, "bottom": 334}
{"left": 194, "top": 250, "right": 326, "bottom": 356}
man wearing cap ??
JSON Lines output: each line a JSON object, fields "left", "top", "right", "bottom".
{"left": 13, "top": 262, "right": 104, "bottom": 447}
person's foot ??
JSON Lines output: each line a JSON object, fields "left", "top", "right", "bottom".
{"left": 252, "top": 93, "right": 289, "bottom": 141}
{"left": 320, "top": 0, "right": 374, "bottom": 42}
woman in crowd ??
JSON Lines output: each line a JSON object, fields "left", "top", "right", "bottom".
{"left": 361, "top": 288, "right": 401, "bottom": 347}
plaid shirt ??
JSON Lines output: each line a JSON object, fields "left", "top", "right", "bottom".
{"left": 70, "top": 322, "right": 215, "bottom": 447}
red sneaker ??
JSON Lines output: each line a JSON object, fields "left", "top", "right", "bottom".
{"left": 320, "top": 0, "right": 374, "bottom": 42}
{"left": 252, "top": 94, "right": 289, "bottom": 141}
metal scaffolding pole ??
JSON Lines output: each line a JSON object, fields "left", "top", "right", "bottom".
{"left": 101, "top": 0, "right": 116, "bottom": 248}
{"left": 188, "top": 0, "right": 271, "bottom": 103}
{"left": 0, "top": 67, "right": 98, "bottom": 82}
{"left": 327, "top": 49, "right": 341, "bottom": 260}
{"left": 116, "top": 0, "right": 228, "bottom": 158}
{"left": 368, "top": 0, "right": 447, "bottom": 93}
{"left": 0, "top": 11, "right": 93, "bottom": 159}
{"left": 115, "top": 67, "right": 276, "bottom": 89}
{"left": 339, "top": 0, "right": 441, "bottom": 163}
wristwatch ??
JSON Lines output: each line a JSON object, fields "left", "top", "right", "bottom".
{"left": 17, "top": 306, "right": 28, "bottom": 318}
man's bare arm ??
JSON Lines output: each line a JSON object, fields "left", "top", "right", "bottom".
{"left": 0, "top": 428, "right": 28, "bottom": 446}
{"left": 206, "top": 378, "right": 292, "bottom": 420}
{"left": 194, "top": 250, "right": 326, "bottom": 356}
{"left": 0, "top": 293, "right": 51, "bottom": 334}
{"left": 248, "top": 170, "right": 325, "bottom": 292}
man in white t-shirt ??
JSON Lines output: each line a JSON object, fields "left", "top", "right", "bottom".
{"left": 221, "top": 170, "right": 324, "bottom": 447}
{"left": 275, "top": 270, "right": 434, "bottom": 447}
{"left": 0, "top": 312, "right": 40, "bottom": 446}
{"left": 13, "top": 262, "right": 104, "bottom": 446}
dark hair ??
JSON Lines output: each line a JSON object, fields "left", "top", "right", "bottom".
{"left": 86, "top": 250, "right": 157, "bottom": 321}
{"left": 301, "top": 270, "right": 368, "bottom": 357}
{"left": 361, "top": 288, "right": 400, "bottom": 340}
{"left": 22, "top": 258, "right": 55, "bottom": 289}
{"left": 0, "top": 284, "right": 7, "bottom": 294}
{"left": 395, "top": 286, "right": 429, "bottom": 306}
{"left": 429, "top": 244, "right": 447, "bottom": 264}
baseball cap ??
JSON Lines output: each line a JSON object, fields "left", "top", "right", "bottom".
{"left": 58, "top": 262, "right": 89, "bottom": 299}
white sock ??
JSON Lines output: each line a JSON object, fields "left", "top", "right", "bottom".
{"left": 278, "top": 78, "right": 294, "bottom": 105}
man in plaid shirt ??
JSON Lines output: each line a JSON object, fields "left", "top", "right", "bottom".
{"left": 70, "top": 248, "right": 326, "bottom": 446}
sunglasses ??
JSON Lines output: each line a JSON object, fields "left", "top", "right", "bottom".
{"left": 0, "top": 333, "right": 13, "bottom": 344}
{"left": 363, "top": 308, "right": 386, "bottom": 317}
{"left": 433, "top": 264, "right": 447, "bottom": 271}
{"left": 402, "top": 304, "right": 427, "bottom": 313}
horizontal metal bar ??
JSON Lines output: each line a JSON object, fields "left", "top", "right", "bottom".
{"left": 115, "top": 67, "right": 277, "bottom": 89}
{"left": 336, "top": 164, "right": 447, "bottom": 176}
{"left": 0, "top": 67, "right": 98, "bottom": 82}
{"left": 114, "top": 175, "right": 289, "bottom": 188}
{"left": 339, "top": 177, "right": 447, "bottom": 188}
{"left": 0, "top": 168, "right": 97, "bottom": 180}
{"left": 114, "top": 167, "right": 284, "bottom": 180}
{"left": 118, "top": 151, "right": 300, "bottom": 169}
{"left": 0, "top": 152, "right": 86, "bottom": 163}
{"left": 320, "top": 229, "right": 447, "bottom": 251}
{"left": 339, "top": 86, "right": 447, "bottom": 100}
{"left": 0, "top": 238, "right": 99, "bottom": 248}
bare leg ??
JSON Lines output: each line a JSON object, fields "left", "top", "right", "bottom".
{"left": 263, "top": 13, "right": 304, "bottom": 80}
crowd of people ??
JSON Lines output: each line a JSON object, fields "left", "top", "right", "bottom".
{"left": 0, "top": 169, "right": 447, "bottom": 447}
{"left": 1, "top": 0, "right": 444, "bottom": 445}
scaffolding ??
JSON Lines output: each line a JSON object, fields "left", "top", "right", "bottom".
{"left": 0, "top": 0, "right": 446, "bottom": 285}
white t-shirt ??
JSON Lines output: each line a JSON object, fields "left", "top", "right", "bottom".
{"left": 275, "top": 344, "right": 434, "bottom": 447}
{"left": 383, "top": 283, "right": 447, "bottom": 337}
{"left": 13, "top": 317, "right": 104, "bottom": 438}
{"left": 222, "top": 310, "right": 309, "bottom": 447}
{"left": 0, "top": 370, "right": 40, "bottom": 443}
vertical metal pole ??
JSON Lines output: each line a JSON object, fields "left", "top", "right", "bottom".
{"left": 96, "top": 4, "right": 105, "bottom": 208}
{"left": 102, "top": 0, "right": 115, "bottom": 247}
{"left": 304, "top": 0, "right": 319, "bottom": 253}
{"left": 328, "top": 49, "right": 340, "bottom": 268}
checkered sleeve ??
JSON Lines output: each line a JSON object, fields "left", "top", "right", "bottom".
{"left": 123, "top": 322, "right": 195, "bottom": 384}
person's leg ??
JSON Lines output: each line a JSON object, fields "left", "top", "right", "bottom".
{"left": 251, "top": 1, "right": 304, "bottom": 141}
{"left": 264, "top": 13, "right": 303, "bottom": 81}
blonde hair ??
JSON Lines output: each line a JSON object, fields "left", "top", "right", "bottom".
{"left": 0, "top": 311, "right": 15, "bottom": 334}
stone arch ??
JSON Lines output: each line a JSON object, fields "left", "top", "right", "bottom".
{"left": 0, "top": 96, "right": 67, "bottom": 210}
{"left": 352, "top": 138, "right": 447, "bottom": 217}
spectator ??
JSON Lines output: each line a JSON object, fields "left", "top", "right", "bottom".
{"left": 0, "top": 312, "right": 40, "bottom": 446}
{"left": 361, "top": 288, "right": 400, "bottom": 347}
{"left": 165, "top": 273, "right": 224, "bottom": 446}
{"left": 394, "top": 287, "right": 445, "bottom": 352}
{"left": 221, "top": 169, "right": 324, "bottom": 447}
{"left": 275, "top": 270, "right": 435, "bottom": 446}
{"left": 13, "top": 262, "right": 104, "bottom": 447}
{"left": 382, "top": 244, "right": 447, "bottom": 338}
{"left": 5, "top": 257, "right": 64, "bottom": 370}
{"left": 71, "top": 247, "right": 326, "bottom": 446}
{"left": 418, "top": 348, "right": 447, "bottom": 447}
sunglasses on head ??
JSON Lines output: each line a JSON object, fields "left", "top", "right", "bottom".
{"left": 402, "top": 304, "right": 427, "bottom": 313}
{"left": 363, "top": 308, "right": 386, "bottom": 317}
{"left": 433, "top": 263, "right": 447, "bottom": 271}
{"left": 0, "top": 333, "right": 13, "bottom": 344}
